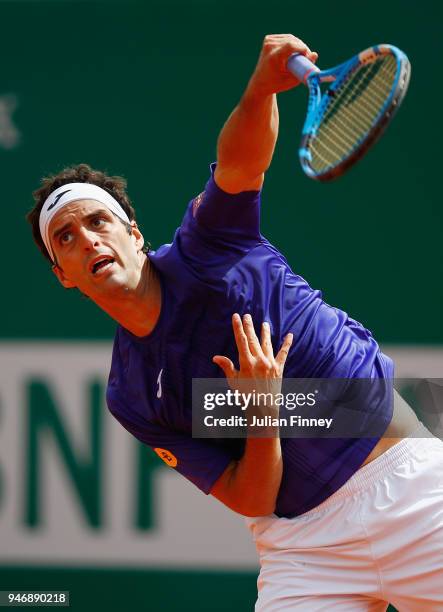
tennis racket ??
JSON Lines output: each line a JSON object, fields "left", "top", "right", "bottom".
{"left": 287, "top": 44, "right": 411, "bottom": 181}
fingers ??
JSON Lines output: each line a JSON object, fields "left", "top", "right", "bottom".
{"left": 231, "top": 313, "right": 253, "bottom": 366}
{"left": 260, "top": 321, "right": 274, "bottom": 361}
{"left": 275, "top": 333, "right": 294, "bottom": 369}
{"left": 212, "top": 355, "right": 236, "bottom": 379}
{"left": 227, "top": 313, "right": 294, "bottom": 376}
{"left": 264, "top": 34, "right": 315, "bottom": 54}
{"left": 263, "top": 33, "right": 318, "bottom": 70}
{"left": 242, "top": 313, "right": 262, "bottom": 357}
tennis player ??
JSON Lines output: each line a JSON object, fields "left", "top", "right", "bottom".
{"left": 28, "top": 34, "right": 443, "bottom": 611}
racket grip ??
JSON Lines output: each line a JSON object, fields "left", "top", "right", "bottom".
{"left": 287, "top": 53, "right": 320, "bottom": 84}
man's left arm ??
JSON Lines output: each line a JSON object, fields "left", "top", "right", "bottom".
{"left": 215, "top": 34, "right": 318, "bottom": 194}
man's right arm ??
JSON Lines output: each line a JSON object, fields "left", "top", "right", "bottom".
{"left": 211, "top": 313, "right": 293, "bottom": 517}
{"left": 214, "top": 34, "right": 318, "bottom": 194}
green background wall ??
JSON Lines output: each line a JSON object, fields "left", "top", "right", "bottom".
{"left": 1, "top": 0, "right": 441, "bottom": 610}
{"left": 1, "top": 0, "right": 442, "bottom": 342}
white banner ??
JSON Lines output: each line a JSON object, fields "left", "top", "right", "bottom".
{"left": 0, "top": 343, "right": 441, "bottom": 568}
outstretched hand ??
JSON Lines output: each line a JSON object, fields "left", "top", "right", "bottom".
{"left": 213, "top": 313, "right": 293, "bottom": 397}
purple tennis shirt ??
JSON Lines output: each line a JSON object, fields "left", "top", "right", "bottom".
{"left": 106, "top": 163, "right": 394, "bottom": 518}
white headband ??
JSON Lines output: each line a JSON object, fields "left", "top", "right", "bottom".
{"left": 39, "top": 182, "right": 130, "bottom": 262}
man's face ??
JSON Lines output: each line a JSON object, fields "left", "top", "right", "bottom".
{"left": 48, "top": 199, "right": 145, "bottom": 301}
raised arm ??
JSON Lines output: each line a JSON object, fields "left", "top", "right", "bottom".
{"left": 214, "top": 34, "right": 318, "bottom": 194}
{"left": 211, "top": 313, "right": 293, "bottom": 517}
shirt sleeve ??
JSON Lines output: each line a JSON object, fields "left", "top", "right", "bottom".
{"left": 177, "top": 162, "right": 263, "bottom": 260}
{"left": 108, "top": 401, "right": 234, "bottom": 495}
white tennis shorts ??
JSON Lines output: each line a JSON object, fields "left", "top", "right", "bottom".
{"left": 246, "top": 423, "right": 443, "bottom": 611}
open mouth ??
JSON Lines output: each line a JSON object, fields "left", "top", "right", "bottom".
{"left": 91, "top": 257, "right": 115, "bottom": 275}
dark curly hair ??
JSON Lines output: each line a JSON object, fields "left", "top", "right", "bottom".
{"left": 27, "top": 163, "right": 150, "bottom": 265}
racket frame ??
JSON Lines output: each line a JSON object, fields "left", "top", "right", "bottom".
{"left": 289, "top": 44, "right": 411, "bottom": 181}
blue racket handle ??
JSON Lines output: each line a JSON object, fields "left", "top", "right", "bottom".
{"left": 287, "top": 53, "right": 320, "bottom": 84}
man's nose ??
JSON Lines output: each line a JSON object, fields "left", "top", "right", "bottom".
{"left": 79, "top": 228, "right": 100, "bottom": 250}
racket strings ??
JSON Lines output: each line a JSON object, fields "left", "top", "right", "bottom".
{"left": 310, "top": 58, "right": 397, "bottom": 168}
{"left": 308, "top": 55, "right": 398, "bottom": 172}
{"left": 317, "top": 60, "right": 395, "bottom": 158}
{"left": 321, "top": 59, "right": 396, "bottom": 144}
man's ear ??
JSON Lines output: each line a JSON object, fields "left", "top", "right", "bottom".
{"left": 130, "top": 221, "right": 145, "bottom": 252}
{"left": 52, "top": 264, "right": 76, "bottom": 289}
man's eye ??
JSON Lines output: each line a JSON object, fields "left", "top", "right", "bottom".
{"left": 60, "top": 232, "right": 72, "bottom": 244}
{"left": 92, "top": 217, "right": 105, "bottom": 228}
